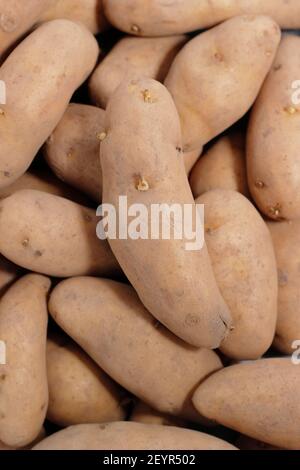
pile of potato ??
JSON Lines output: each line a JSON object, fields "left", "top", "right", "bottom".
{"left": 0, "top": 0, "right": 300, "bottom": 451}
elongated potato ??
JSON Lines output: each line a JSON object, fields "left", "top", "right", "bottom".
{"left": 44, "top": 103, "right": 197, "bottom": 202}
{"left": 165, "top": 15, "right": 280, "bottom": 152}
{"left": 0, "top": 274, "right": 50, "bottom": 448}
{"left": 89, "top": 35, "right": 187, "bottom": 108}
{"left": 193, "top": 358, "right": 300, "bottom": 450}
{"left": 268, "top": 220, "right": 300, "bottom": 354}
{"left": 0, "top": 0, "right": 54, "bottom": 60}
{"left": 190, "top": 132, "right": 248, "bottom": 198}
{"left": 101, "top": 78, "right": 232, "bottom": 348}
{"left": 103, "top": 0, "right": 300, "bottom": 36}
{"left": 39, "top": 0, "right": 108, "bottom": 34}
{"left": 0, "top": 167, "right": 91, "bottom": 205}
{"left": 0, "top": 190, "right": 118, "bottom": 277}
{"left": 44, "top": 104, "right": 104, "bottom": 201}
{"left": 0, "top": 19, "right": 99, "bottom": 188}
{"left": 197, "top": 190, "right": 277, "bottom": 359}
{"left": 49, "top": 277, "right": 223, "bottom": 420}
{"left": 33, "top": 422, "right": 237, "bottom": 450}
{"left": 47, "top": 333, "right": 126, "bottom": 427}
{"left": 247, "top": 35, "right": 300, "bottom": 220}
{"left": 130, "top": 402, "right": 186, "bottom": 428}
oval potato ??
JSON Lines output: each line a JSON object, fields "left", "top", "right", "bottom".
{"left": 190, "top": 132, "right": 248, "bottom": 198}
{"left": 33, "top": 422, "right": 237, "bottom": 450}
{"left": 0, "top": 19, "right": 99, "bottom": 188}
{"left": 47, "top": 333, "right": 126, "bottom": 427}
{"left": 89, "top": 35, "right": 187, "bottom": 109}
{"left": 196, "top": 190, "right": 278, "bottom": 359}
{"left": 49, "top": 276, "right": 223, "bottom": 421}
{"left": 101, "top": 77, "right": 232, "bottom": 348}
{"left": 193, "top": 358, "right": 299, "bottom": 450}
{"left": 44, "top": 103, "right": 104, "bottom": 201}
{"left": 0, "top": 190, "right": 118, "bottom": 277}
{"left": 0, "top": 274, "right": 50, "bottom": 448}
{"left": 247, "top": 34, "right": 300, "bottom": 220}
{"left": 103, "top": 0, "right": 300, "bottom": 36}
{"left": 268, "top": 219, "right": 300, "bottom": 354}
{"left": 165, "top": 15, "right": 281, "bottom": 151}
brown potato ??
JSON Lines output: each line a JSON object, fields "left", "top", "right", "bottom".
{"left": 33, "top": 422, "right": 237, "bottom": 450}
{"left": 0, "top": 19, "right": 99, "bottom": 188}
{"left": 165, "top": 15, "right": 281, "bottom": 151}
{"left": 89, "top": 35, "right": 187, "bottom": 108}
{"left": 0, "top": 274, "right": 50, "bottom": 448}
{"left": 103, "top": 0, "right": 300, "bottom": 36}
{"left": 197, "top": 190, "right": 278, "bottom": 359}
{"left": 190, "top": 132, "right": 248, "bottom": 198}
{"left": 0, "top": 0, "right": 54, "bottom": 60}
{"left": 49, "top": 277, "right": 223, "bottom": 421}
{"left": 39, "top": 0, "right": 108, "bottom": 34}
{"left": 44, "top": 104, "right": 104, "bottom": 202}
{"left": 101, "top": 77, "right": 232, "bottom": 348}
{"left": 130, "top": 402, "right": 187, "bottom": 428}
{"left": 0, "top": 190, "right": 118, "bottom": 277}
{"left": 0, "top": 167, "right": 91, "bottom": 205}
{"left": 193, "top": 358, "right": 300, "bottom": 450}
{"left": 47, "top": 333, "right": 126, "bottom": 427}
{"left": 268, "top": 219, "right": 300, "bottom": 354}
{"left": 247, "top": 34, "right": 300, "bottom": 220}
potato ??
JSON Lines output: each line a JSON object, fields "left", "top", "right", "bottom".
{"left": 103, "top": 0, "right": 300, "bottom": 36}
{"left": 196, "top": 190, "right": 278, "bottom": 360}
{"left": 0, "top": 274, "right": 50, "bottom": 448}
{"left": 190, "top": 132, "right": 248, "bottom": 198}
{"left": 89, "top": 35, "right": 187, "bottom": 109}
{"left": 0, "top": 19, "right": 99, "bottom": 188}
{"left": 33, "top": 422, "right": 237, "bottom": 450}
{"left": 44, "top": 103, "right": 197, "bottom": 202}
{"left": 130, "top": 402, "right": 187, "bottom": 428}
{"left": 0, "top": 0, "right": 54, "bottom": 60}
{"left": 165, "top": 15, "right": 281, "bottom": 152}
{"left": 101, "top": 77, "right": 232, "bottom": 348}
{"left": 0, "top": 167, "right": 91, "bottom": 205}
{"left": 49, "top": 277, "right": 223, "bottom": 421}
{"left": 268, "top": 219, "right": 300, "bottom": 354}
{"left": 0, "top": 255, "right": 23, "bottom": 296}
{"left": 0, "top": 190, "right": 118, "bottom": 277}
{"left": 47, "top": 333, "right": 126, "bottom": 427}
{"left": 193, "top": 358, "right": 300, "bottom": 449}
{"left": 247, "top": 34, "right": 300, "bottom": 220}
{"left": 44, "top": 104, "right": 104, "bottom": 202}
{"left": 39, "top": 0, "right": 108, "bottom": 34}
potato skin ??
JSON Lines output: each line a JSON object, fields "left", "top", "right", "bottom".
{"left": 0, "top": 190, "right": 118, "bottom": 277}
{"left": 0, "top": 167, "right": 91, "bottom": 205}
{"left": 0, "top": 0, "right": 54, "bottom": 60}
{"left": 193, "top": 358, "right": 300, "bottom": 450}
{"left": 190, "top": 132, "right": 248, "bottom": 198}
{"left": 47, "top": 334, "right": 126, "bottom": 427}
{"left": 44, "top": 104, "right": 104, "bottom": 201}
{"left": 39, "top": 0, "right": 108, "bottom": 34}
{"left": 101, "top": 77, "right": 232, "bottom": 348}
{"left": 49, "top": 277, "right": 223, "bottom": 420}
{"left": 268, "top": 220, "right": 300, "bottom": 354}
{"left": 247, "top": 35, "right": 300, "bottom": 221}
{"left": 89, "top": 35, "right": 187, "bottom": 109}
{"left": 165, "top": 15, "right": 281, "bottom": 152}
{"left": 103, "top": 0, "right": 300, "bottom": 36}
{"left": 33, "top": 422, "right": 237, "bottom": 450}
{"left": 130, "top": 402, "right": 187, "bottom": 428}
{"left": 0, "top": 274, "right": 50, "bottom": 448}
{"left": 0, "top": 19, "right": 99, "bottom": 188}
{"left": 197, "top": 190, "right": 278, "bottom": 359}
